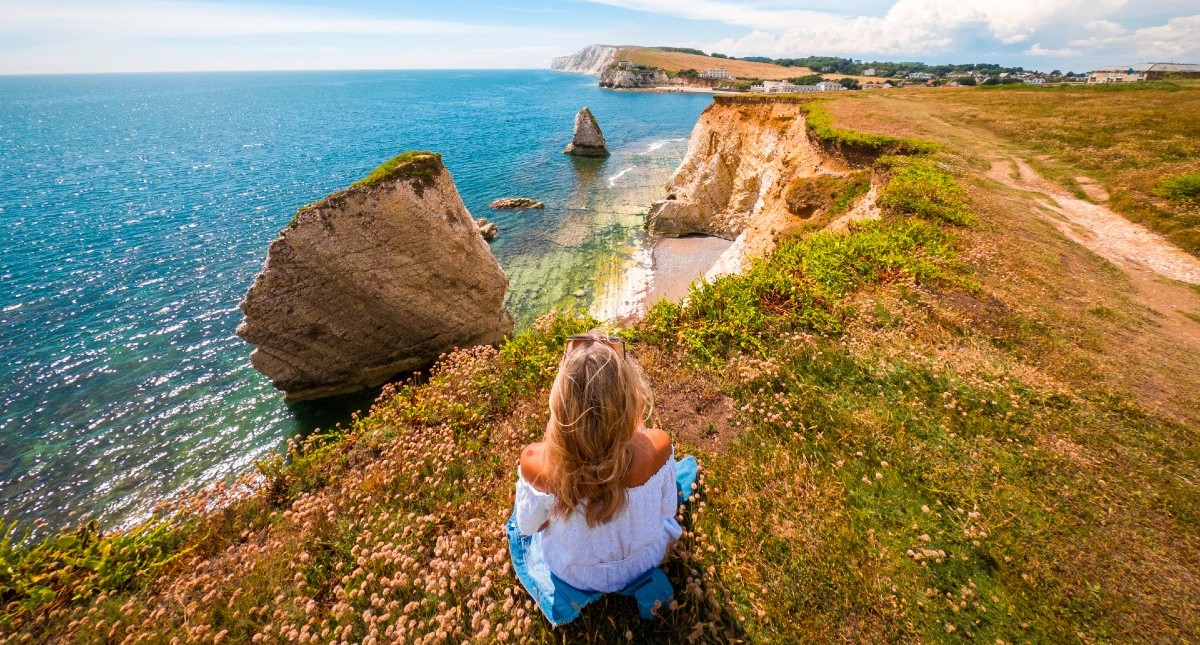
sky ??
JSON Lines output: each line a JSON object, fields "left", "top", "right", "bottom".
{"left": 1, "top": 0, "right": 1198, "bottom": 74}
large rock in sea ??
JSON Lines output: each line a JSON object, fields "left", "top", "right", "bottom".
{"left": 237, "top": 151, "right": 514, "bottom": 401}
{"left": 564, "top": 107, "right": 610, "bottom": 157}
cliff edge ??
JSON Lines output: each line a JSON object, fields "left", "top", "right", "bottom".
{"left": 647, "top": 97, "right": 869, "bottom": 269}
{"left": 551, "top": 45, "right": 619, "bottom": 75}
{"left": 237, "top": 151, "right": 513, "bottom": 401}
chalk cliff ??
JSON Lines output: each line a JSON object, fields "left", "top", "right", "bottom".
{"left": 599, "top": 67, "right": 670, "bottom": 89}
{"left": 551, "top": 45, "right": 619, "bottom": 75}
{"left": 647, "top": 97, "right": 873, "bottom": 268}
{"left": 237, "top": 152, "right": 513, "bottom": 401}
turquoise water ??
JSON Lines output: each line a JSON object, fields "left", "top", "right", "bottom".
{"left": 0, "top": 70, "right": 711, "bottom": 530}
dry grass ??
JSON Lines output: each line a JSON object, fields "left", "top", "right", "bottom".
{"left": 618, "top": 47, "right": 812, "bottom": 80}
{"left": 851, "top": 82, "right": 1200, "bottom": 255}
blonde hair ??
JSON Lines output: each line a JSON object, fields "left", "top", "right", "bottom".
{"left": 544, "top": 330, "right": 652, "bottom": 527}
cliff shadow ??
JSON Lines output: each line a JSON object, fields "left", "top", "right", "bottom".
{"left": 284, "top": 387, "right": 384, "bottom": 438}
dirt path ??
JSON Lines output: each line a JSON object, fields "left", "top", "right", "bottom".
{"left": 984, "top": 157, "right": 1200, "bottom": 352}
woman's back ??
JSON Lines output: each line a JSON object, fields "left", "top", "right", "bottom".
{"left": 515, "top": 427, "right": 680, "bottom": 593}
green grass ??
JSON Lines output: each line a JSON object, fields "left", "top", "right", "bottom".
{"left": 800, "top": 100, "right": 942, "bottom": 156}
{"left": 877, "top": 155, "right": 975, "bottom": 226}
{"left": 285, "top": 151, "right": 444, "bottom": 229}
{"left": 350, "top": 150, "right": 442, "bottom": 189}
{"left": 646, "top": 217, "right": 963, "bottom": 361}
{"left": 1156, "top": 172, "right": 1200, "bottom": 202}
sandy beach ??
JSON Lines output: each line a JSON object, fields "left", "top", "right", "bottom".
{"left": 644, "top": 235, "right": 734, "bottom": 308}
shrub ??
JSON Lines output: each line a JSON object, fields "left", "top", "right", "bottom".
{"left": 648, "top": 217, "right": 961, "bottom": 360}
{"left": 1155, "top": 172, "right": 1200, "bottom": 201}
{"left": 877, "top": 156, "right": 975, "bottom": 225}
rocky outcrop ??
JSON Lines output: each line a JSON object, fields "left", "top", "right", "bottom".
{"left": 564, "top": 107, "right": 609, "bottom": 157}
{"left": 551, "top": 45, "right": 619, "bottom": 75}
{"left": 599, "top": 67, "right": 670, "bottom": 89}
{"left": 647, "top": 96, "right": 863, "bottom": 262}
{"left": 475, "top": 218, "right": 498, "bottom": 241}
{"left": 237, "top": 151, "right": 513, "bottom": 401}
{"left": 490, "top": 197, "right": 545, "bottom": 210}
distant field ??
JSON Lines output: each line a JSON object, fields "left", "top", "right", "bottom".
{"left": 828, "top": 82, "right": 1200, "bottom": 255}
{"left": 912, "top": 82, "right": 1200, "bottom": 255}
{"left": 618, "top": 47, "right": 812, "bottom": 80}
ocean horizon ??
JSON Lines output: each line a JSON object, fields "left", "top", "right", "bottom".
{"left": 0, "top": 69, "right": 712, "bottom": 532}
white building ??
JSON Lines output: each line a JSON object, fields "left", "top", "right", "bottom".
{"left": 862, "top": 68, "right": 877, "bottom": 76}
{"left": 699, "top": 68, "right": 732, "bottom": 79}
{"left": 907, "top": 72, "right": 934, "bottom": 80}
{"left": 814, "top": 81, "right": 847, "bottom": 91}
{"left": 750, "top": 80, "right": 846, "bottom": 93}
{"left": 1025, "top": 77, "right": 1046, "bottom": 84}
{"left": 1088, "top": 62, "right": 1200, "bottom": 83}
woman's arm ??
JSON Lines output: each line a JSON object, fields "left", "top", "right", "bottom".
{"left": 515, "top": 443, "right": 554, "bottom": 535}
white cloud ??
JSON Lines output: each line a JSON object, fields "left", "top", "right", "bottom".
{"left": 590, "top": 0, "right": 1128, "bottom": 56}
{"left": 1071, "top": 14, "right": 1200, "bottom": 60}
{"left": 0, "top": 1, "right": 506, "bottom": 39}
{"left": 1026, "top": 43, "right": 1079, "bottom": 57}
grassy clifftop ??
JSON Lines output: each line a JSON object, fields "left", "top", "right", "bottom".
{"left": 4, "top": 89, "right": 1199, "bottom": 643}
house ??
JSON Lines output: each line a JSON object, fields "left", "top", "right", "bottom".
{"left": 1025, "top": 77, "right": 1046, "bottom": 84}
{"left": 750, "top": 80, "right": 845, "bottom": 93}
{"left": 699, "top": 69, "right": 733, "bottom": 80}
{"left": 1089, "top": 62, "right": 1200, "bottom": 82}
{"left": 862, "top": 68, "right": 877, "bottom": 76}
{"left": 814, "top": 81, "right": 847, "bottom": 91}
{"left": 907, "top": 72, "right": 934, "bottom": 80}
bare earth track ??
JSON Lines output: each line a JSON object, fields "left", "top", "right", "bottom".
{"left": 986, "top": 157, "right": 1200, "bottom": 354}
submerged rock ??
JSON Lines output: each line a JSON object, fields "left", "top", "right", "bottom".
{"left": 489, "top": 197, "right": 545, "bottom": 210}
{"left": 475, "top": 217, "right": 499, "bottom": 241}
{"left": 237, "top": 151, "right": 513, "bottom": 401}
{"left": 564, "top": 107, "right": 610, "bottom": 157}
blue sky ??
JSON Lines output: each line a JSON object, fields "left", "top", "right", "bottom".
{"left": 1, "top": 0, "right": 1197, "bottom": 74}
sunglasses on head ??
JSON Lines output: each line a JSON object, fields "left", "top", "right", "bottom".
{"left": 565, "top": 334, "right": 627, "bottom": 359}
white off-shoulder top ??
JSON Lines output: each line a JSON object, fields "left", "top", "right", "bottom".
{"left": 514, "top": 452, "right": 682, "bottom": 593}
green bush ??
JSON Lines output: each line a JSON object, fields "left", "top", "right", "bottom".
{"left": 1155, "top": 172, "right": 1200, "bottom": 201}
{"left": 648, "top": 217, "right": 961, "bottom": 361}
{"left": 877, "top": 156, "right": 975, "bottom": 225}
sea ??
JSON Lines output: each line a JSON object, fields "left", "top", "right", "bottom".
{"left": 0, "top": 70, "right": 712, "bottom": 532}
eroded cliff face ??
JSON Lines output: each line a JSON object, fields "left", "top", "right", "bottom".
{"left": 237, "top": 152, "right": 513, "bottom": 401}
{"left": 647, "top": 97, "right": 876, "bottom": 270}
{"left": 598, "top": 67, "right": 669, "bottom": 89}
{"left": 551, "top": 45, "right": 619, "bottom": 75}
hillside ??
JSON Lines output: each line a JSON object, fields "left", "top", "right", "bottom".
{"left": 617, "top": 47, "right": 813, "bottom": 80}
{"left": 4, "top": 86, "right": 1200, "bottom": 643}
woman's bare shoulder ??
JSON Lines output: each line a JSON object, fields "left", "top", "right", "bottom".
{"left": 624, "top": 427, "right": 673, "bottom": 487}
{"left": 519, "top": 442, "right": 552, "bottom": 492}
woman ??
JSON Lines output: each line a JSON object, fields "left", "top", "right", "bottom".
{"left": 514, "top": 330, "right": 681, "bottom": 593}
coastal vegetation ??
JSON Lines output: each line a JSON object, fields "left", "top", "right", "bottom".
{"left": 351, "top": 151, "right": 442, "bottom": 190}
{"left": 3, "top": 88, "right": 1199, "bottom": 643}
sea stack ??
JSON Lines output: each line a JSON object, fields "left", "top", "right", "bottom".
{"left": 564, "top": 107, "right": 610, "bottom": 157}
{"left": 237, "top": 151, "right": 514, "bottom": 401}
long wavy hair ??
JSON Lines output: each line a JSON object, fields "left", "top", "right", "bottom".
{"left": 544, "top": 330, "right": 652, "bottom": 527}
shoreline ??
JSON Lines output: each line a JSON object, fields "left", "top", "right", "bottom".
{"left": 605, "top": 86, "right": 715, "bottom": 94}
{"left": 643, "top": 234, "right": 734, "bottom": 308}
